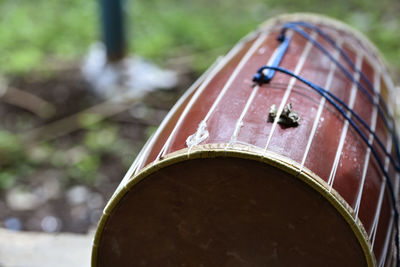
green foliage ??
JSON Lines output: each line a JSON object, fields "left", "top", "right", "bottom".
{"left": 78, "top": 113, "right": 104, "bottom": 130}
{"left": 67, "top": 153, "right": 101, "bottom": 184}
{"left": 47, "top": 121, "right": 137, "bottom": 185}
{"left": 131, "top": 0, "right": 400, "bottom": 73}
{"left": 0, "top": 0, "right": 97, "bottom": 74}
{"left": 0, "top": 0, "right": 398, "bottom": 75}
{"left": 144, "top": 126, "right": 158, "bottom": 140}
{"left": 0, "top": 130, "right": 23, "bottom": 166}
{"left": 130, "top": 0, "right": 262, "bottom": 71}
{"left": 0, "top": 123, "right": 137, "bottom": 187}
{"left": 84, "top": 125, "right": 118, "bottom": 152}
{"left": 26, "top": 143, "right": 54, "bottom": 165}
{"left": 0, "top": 132, "right": 37, "bottom": 189}
{"left": 0, "top": 171, "right": 16, "bottom": 189}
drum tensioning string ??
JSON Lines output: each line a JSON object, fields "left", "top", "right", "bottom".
{"left": 257, "top": 65, "right": 400, "bottom": 173}
{"left": 281, "top": 22, "right": 400, "bottom": 165}
{"left": 252, "top": 29, "right": 400, "bottom": 265}
{"left": 279, "top": 22, "right": 394, "bottom": 124}
{"left": 280, "top": 21, "right": 400, "bottom": 184}
{"left": 254, "top": 65, "right": 400, "bottom": 265}
{"left": 284, "top": 20, "right": 394, "bottom": 111}
{"left": 285, "top": 20, "right": 400, "bottom": 164}
{"left": 255, "top": 33, "right": 400, "bottom": 173}
{"left": 279, "top": 22, "right": 400, "bottom": 165}
{"left": 283, "top": 21, "right": 393, "bottom": 112}
{"left": 284, "top": 21, "right": 400, "bottom": 169}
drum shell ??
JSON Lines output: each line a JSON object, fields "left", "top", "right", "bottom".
{"left": 94, "top": 14, "right": 399, "bottom": 266}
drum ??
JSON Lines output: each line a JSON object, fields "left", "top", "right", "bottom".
{"left": 92, "top": 13, "right": 400, "bottom": 266}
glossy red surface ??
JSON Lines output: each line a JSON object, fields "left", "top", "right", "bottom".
{"left": 132, "top": 18, "right": 397, "bottom": 264}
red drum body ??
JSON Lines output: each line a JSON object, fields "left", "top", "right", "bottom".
{"left": 93, "top": 14, "right": 399, "bottom": 266}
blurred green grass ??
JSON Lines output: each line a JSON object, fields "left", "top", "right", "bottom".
{"left": 0, "top": 0, "right": 399, "bottom": 75}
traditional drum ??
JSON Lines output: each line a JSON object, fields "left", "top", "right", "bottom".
{"left": 92, "top": 13, "right": 400, "bottom": 266}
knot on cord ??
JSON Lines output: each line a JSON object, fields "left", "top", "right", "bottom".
{"left": 253, "top": 33, "right": 290, "bottom": 85}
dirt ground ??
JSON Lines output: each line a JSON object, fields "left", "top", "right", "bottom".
{"left": 0, "top": 63, "right": 194, "bottom": 234}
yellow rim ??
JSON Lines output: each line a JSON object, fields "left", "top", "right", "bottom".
{"left": 92, "top": 143, "right": 376, "bottom": 267}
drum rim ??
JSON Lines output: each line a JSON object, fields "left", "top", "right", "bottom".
{"left": 92, "top": 143, "right": 376, "bottom": 267}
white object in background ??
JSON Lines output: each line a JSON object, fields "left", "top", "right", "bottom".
{"left": 82, "top": 43, "right": 178, "bottom": 99}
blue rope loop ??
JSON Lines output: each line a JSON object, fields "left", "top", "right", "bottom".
{"left": 252, "top": 23, "right": 400, "bottom": 266}
{"left": 255, "top": 65, "right": 400, "bottom": 172}
{"left": 280, "top": 21, "right": 400, "bottom": 165}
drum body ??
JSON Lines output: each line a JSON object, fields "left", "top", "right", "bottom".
{"left": 93, "top": 14, "right": 399, "bottom": 266}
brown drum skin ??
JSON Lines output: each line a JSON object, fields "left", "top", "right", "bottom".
{"left": 93, "top": 14, "right": 399, "bottom": 266}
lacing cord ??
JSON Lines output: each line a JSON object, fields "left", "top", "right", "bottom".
{"left": 252, "top": 22, "right": 400, "bottom": 266}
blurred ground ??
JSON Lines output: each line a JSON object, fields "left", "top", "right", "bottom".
{"left": 0, "top": 227, "right": 93, "bottom": 267}
{"left": 0, "top": 62, "right": 193, "bottom": 233}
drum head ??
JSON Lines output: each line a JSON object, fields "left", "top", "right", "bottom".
{"left": 95, "top": 156, "right": 367, "bottom": 266}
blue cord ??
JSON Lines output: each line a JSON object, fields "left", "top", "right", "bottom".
{"left": 253, "top": 65, "right": 400, "bottom": 266}
{"left": 282, "top": 21, "right": 400, "bottom": 165}
{"left": 254, "top": 65, "right": 400, "bottom": 172}
{"left": 253, "top": 35, "right": 291, "bottom": 83}
{"left": 279, "top": 24, "right": 400, "bottom": 167}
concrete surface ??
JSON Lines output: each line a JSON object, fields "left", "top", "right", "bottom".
{"left": 0, "top": 228, "right": 93, "bottom": 267}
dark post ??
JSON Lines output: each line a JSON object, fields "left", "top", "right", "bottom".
{"left": 100, "top": 0, "right": 126, "bottom": 62}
